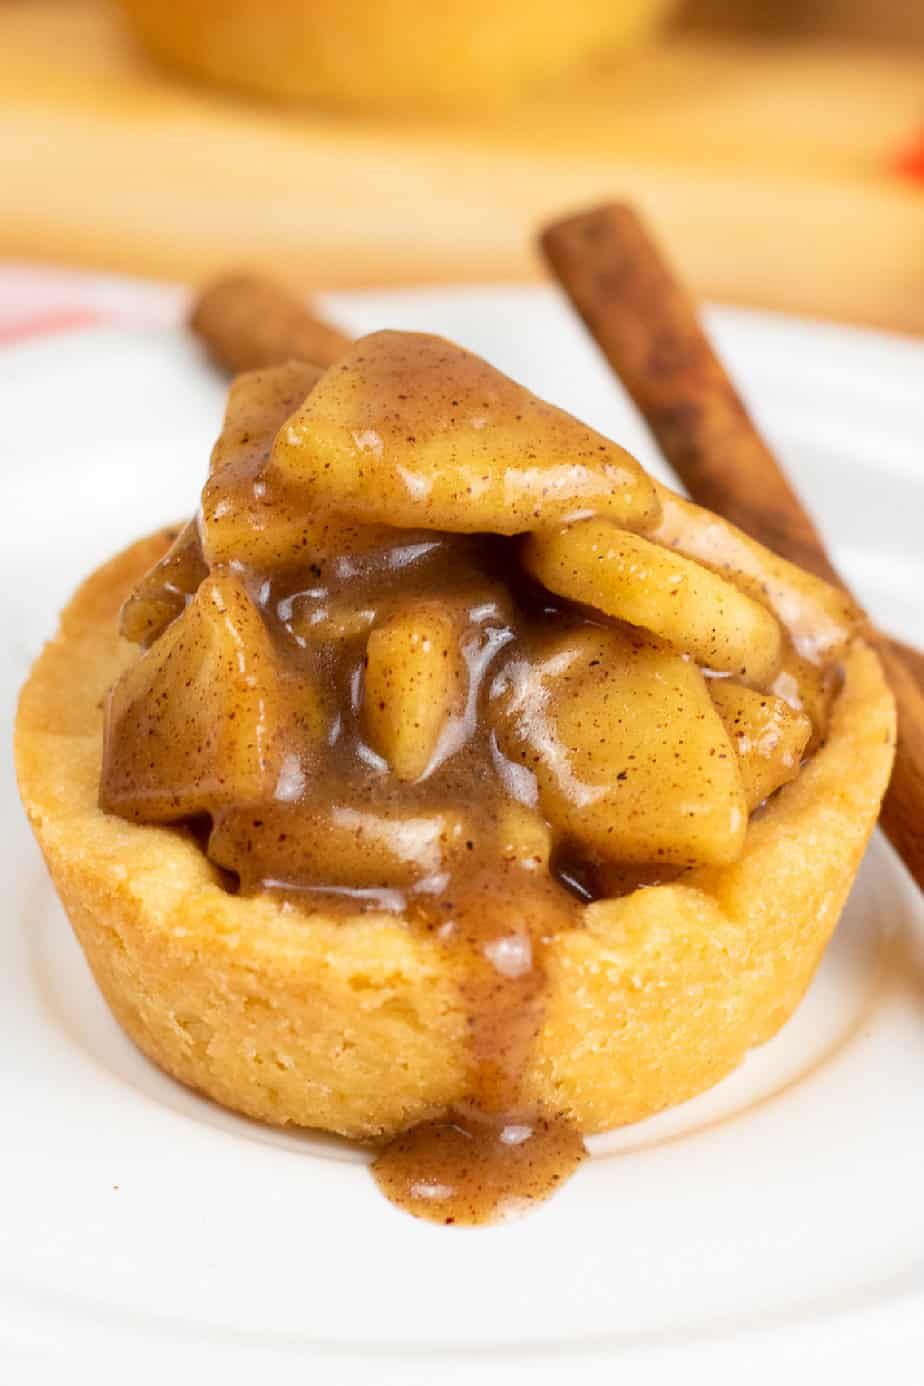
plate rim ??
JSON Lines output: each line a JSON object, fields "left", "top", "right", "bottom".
{"left": 2, "top": 289, "right": 923, "bottom": 1382}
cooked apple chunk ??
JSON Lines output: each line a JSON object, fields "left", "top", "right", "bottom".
{"left": 497, "top": 804, "right": 552, "bottom": 873}
{"left": 492, "top": 627, "right": 747, "bottom": 867}
{"left": 648, "top": 483, "right": 860, "bottom": 666}
{"left": 200, "top": 360, "right": 382, "bottom": 570}
{"left": 363, "top": 603, "right": 467, "bottom": 781}
{"left": 286, "top": 598, "right": 379, "bottom": 646}
{"left": 209, "top": 802, "right": 478, "bottom": 895}
{"left": 524, "top": 518, "right": 782, "bottom": 684}
{"left": 119, "top": 519, "right": 207, "bottom": 648}
{"left": 101, "top": 573, "right": 320, "bottom": 821}
{"left": 770, "top": 646, "right": 841, "bottom": 743}
{"left": 709, "top": 681, "right": 812, "bottom": 810}
{"left": 207, "top": 360, "right": 324, "bottom": 480}
{"left": 270, "top": 331, "right": 660, "bottom": 535}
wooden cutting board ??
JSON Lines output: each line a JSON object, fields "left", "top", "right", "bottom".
{"left": 2, "top": 0, "right": 922, "bottom": 333}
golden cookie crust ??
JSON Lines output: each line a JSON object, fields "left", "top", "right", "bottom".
{"left": 15, "top": 533, "right": 896, "bottom": 1139}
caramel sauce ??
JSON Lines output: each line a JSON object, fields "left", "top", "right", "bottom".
{"left": 207, "top": 536, "right": 590, "bottom": 1224}
{"left": 373, "top": 1112, "right": 586, "bottom": 1227}
{"left": 100, "top": 338, "right": 849, "bottom": 1226}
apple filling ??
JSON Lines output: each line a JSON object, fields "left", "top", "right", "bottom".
{"left": 101, "top": 331, "right": 857, "bottom": 1223}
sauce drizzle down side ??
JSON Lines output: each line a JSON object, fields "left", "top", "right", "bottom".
{"left": 109, "top": 359, "right": 597, "bottom": 1224}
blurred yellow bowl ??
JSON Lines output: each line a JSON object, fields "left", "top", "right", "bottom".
{"left": 115, "top": 0, "right": 679, "bottom": 114}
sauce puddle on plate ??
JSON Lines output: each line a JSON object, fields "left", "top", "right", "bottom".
{"left": 373, "top": 1111, "right": 587, "bottom": 1226}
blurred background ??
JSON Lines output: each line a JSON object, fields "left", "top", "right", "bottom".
{"left": 1, "top": 0, "right": 922, "bottom": 332}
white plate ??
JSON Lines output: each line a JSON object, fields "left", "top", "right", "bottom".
{"left": 2, "top": 286, "right": 923, "bottom": 1385}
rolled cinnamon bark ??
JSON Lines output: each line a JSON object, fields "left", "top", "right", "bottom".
{"left": 541, "top": 202, "right": 924, "bottom": 895}
{"left": 190, "top": 273, "right": 352, "bottom": 375}
{"left": 894, "top": 638, "right": 924, "bottom": 693}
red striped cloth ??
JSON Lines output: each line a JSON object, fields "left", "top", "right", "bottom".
{"left": 895, "top": 127, "right": 924, "bottom": 182}
{"left": 0, "top": 265, "right": 184, "bottom": 346}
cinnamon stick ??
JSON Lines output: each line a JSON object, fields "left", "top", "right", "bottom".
{"left": 541, "top": 202, "right": 924, "bottom": 894}
{"left": 190, "top": 273, "right": 352, "bottom": 375}
{"left": 894, "top": 637, "right": 924, "bottom": 693}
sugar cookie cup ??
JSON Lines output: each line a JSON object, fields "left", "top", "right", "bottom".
{"left": 16, "top": 532, "right": 895, "bottom": 1139}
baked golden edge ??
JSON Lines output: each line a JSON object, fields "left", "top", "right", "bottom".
{"left": 15, "top": 532, "right": 897, "bottom": 1139}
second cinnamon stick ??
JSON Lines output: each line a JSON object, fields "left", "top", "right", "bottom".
{"left": 191, "top": 273, "right": 352, "bottom": 375}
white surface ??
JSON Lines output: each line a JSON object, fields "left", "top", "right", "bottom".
{"left": 2, "top": 287, "right": 923, "bottom": 1384}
